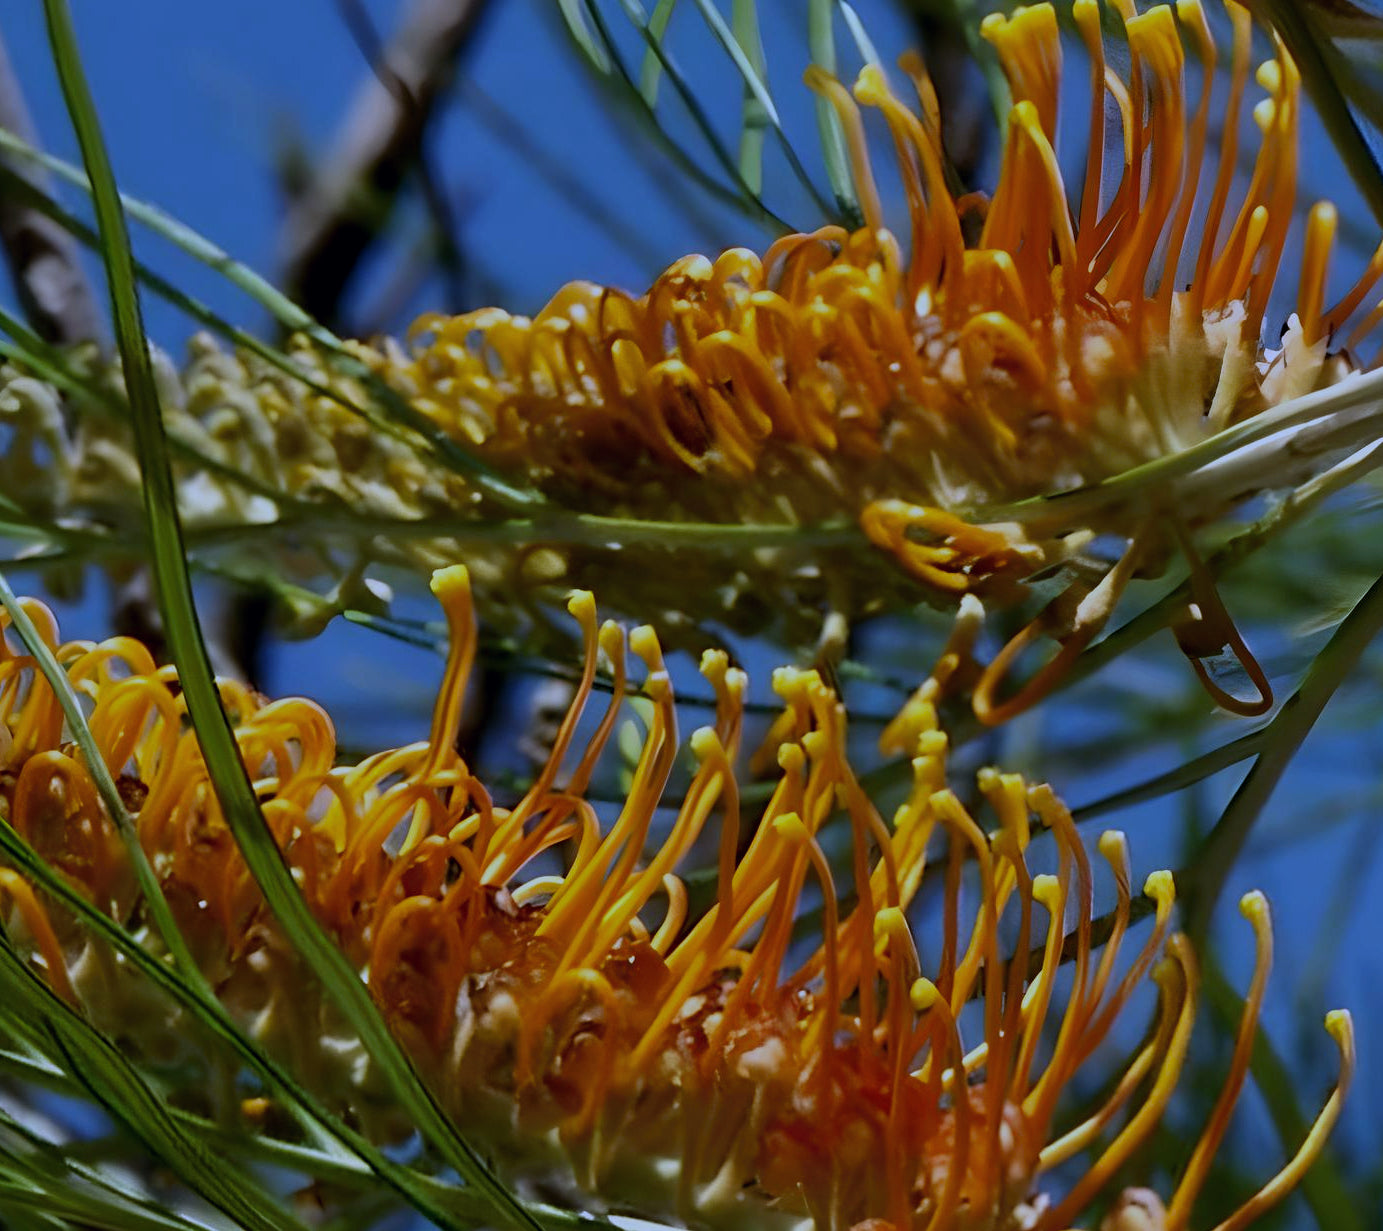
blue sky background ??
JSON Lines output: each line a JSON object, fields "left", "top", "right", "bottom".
{"left": 2, "top": 2, "right": 1381, "bottom": 1225}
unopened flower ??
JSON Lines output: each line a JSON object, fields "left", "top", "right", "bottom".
{"left": 0, "top": 339, "right": 923, "bottom": 652}
{"left": 0, "top": 571, "right": 1351, "bottom": 1231}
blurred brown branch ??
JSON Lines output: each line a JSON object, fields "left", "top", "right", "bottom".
{"left": 903, "top": 1, "right": 991, "bottom": 196}
{"left": 277, "top": 0, "right": 490, "bottom": 328}
{"left": 0, "top": 25, "right": 101, "bottom": 344}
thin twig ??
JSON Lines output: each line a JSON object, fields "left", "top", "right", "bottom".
{"left": 278, "top": 0, "right": 490, "bottom": 326}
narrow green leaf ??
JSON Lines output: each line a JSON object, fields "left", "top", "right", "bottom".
{"left": 1072, "top": 728, "right": 1269, "bottom": 823}
{"left": 556, "top": 0, "right": 612, "bottom": 70}
{"left": 1185, "top": 566, "right": 1383, "bottom": 941}
{"left": 835, "top": 1, "right": 883, "bottom": 65}
{"left": 808, "top": 0, "right": 864, "bottom": 223}
{"left": 729, "top": 0, "right": 771, "bottom": 194}
{"left": 639, "top": 0, "right": 681, "bottom": 104}
{"left": 38, "top": 2, "right": 539, "bottom": 1226}
{"left": 0, "top": 934, "right": 301, "bottom": 1231}
{"left": 0, "top": 1108, "right": 225, "bottom": 1231}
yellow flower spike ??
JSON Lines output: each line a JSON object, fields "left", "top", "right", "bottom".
{"left": 1299, "top": 201, "right": 1339, "bottom": 350}
{"left": 980, "top": 7, "right": 1063, "bottom": 141}
{"left": 0, "top": 592, "right": 1356, "bottom": 1231}
{"left": 1012, "top": 871, "right": 1067, "bottom": 1100}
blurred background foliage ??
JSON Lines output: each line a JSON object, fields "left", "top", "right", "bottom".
{"left": 0, "top": 0, "right": 1382, "bottom": 1228}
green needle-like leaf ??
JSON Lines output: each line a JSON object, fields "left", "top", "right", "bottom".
{"left": 1185, "top": 566, "right": 1383, "bottom": 941}
{"left": 38, "top": 2, "right": 540, "bottom": 1226}
{"left": 0, "top": 933, "right": 302, "bottom": 1231}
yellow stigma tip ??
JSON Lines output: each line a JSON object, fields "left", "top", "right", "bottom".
{"left": 778, "top": 744, "right": 804, "bottom": 772}
{"left": 689, "top": 727, "right": 721, "bottom": 761}
{"left": 910, "top": 978, "right": 941, "bottom": 1013}
{"left": 1098, "top": 831, "right": 1128, "bottom": 860}
{"left": 1010, "top": 99, "right": 1040, "bottom": 129}
{"left": 598, "top": 621, "right": 624, "bottom": 656}
{"left": 978, "top": 12, "right": 1006, "bottom": 40}
{"left": 1257, "top": 60, "right": 1282, "bottom": 94}
{"left": 1032, "top": 874, "right": 1060, "bottom": 908}
{"left": 429, "top": 564, "right": 470, "bottom": 598}
{"left": 772, "top": 812, "right": 809, "bottom": 844}
{"left": 853, "top": 63, "right": 886, "bottom": 104}
{"left": 1239, "top": 890, "right": 1269, "bottom": 923}
{"left": 1144, "top": 869, "right": 1175, "bottom": 901}
{"left": 1326, "top": 1009, "right": 1353, "bottom": 1046}
{"left": 1152, "top": 955, "right": 1179, "bottom": 990}
{"left": 1127, "top": 4, "right": 1176, "bottom": 43}
{"left": 630, "top": 625, "right": 661, "bottom": 661}
{"left": 699, "top": 648, "right": 727, "bottom": 677}
{"left": 874, "top": 905, "right": 908, "bottom": 940}
{"left": 567, "top": 590, "right": 596, "bottom": 622}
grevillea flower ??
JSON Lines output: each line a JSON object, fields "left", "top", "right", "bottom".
{"left": 11, "top": 1, "right": 1383, "bottom": 701}
{"left": 0, "top": 572, "right": 1351, "bottom": 1231}
{"left": 0, "top": 339, "right": 927, "bottom": 652}
{"left": 377, "top": 0, "right": 1383, "bottom": 716}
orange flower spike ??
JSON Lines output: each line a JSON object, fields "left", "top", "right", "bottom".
{"left": 1022, "top": 788, "right": 1097, "bottom": 1133}
{"left": 484, "top": 589, "right": 605, "bottom": 868}
{"left": 804, "top": 65, "right": 887, "bottom": 238}
{"left": 854, "top": 61, "right": 962, "bottom": 299}
{"left": 981, "top": 6, "right": 1061, "bottom": 142}
{"left": 1075, "top": 868, "right": 1179, "bottom": 1067}
{"left": 0, "top": 585, "right": 1360, "bottom": 1231}
{"left": 875, "top": 906, "right": 924, "bottom": 1231}
{"left": 1153, "top": 1, "right": 1215, "bottom": 325}
{"left": 910, "top": 977, "right": 972, "bottom": 1231}
{"left": 1106, "top": 8, "right": 1187, "bottom": 316}
{"left": 1083, "top": 831, "right": 1135, "bottom": 1019}
{"left": 1009, "top": 867, "right": 1070, "bottom": 1102}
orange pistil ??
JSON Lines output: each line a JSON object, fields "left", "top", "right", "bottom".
{"left": 0, "top": 571, "right": 1353, "bottom": 1231}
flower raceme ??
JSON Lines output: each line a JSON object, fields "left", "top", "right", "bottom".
{"left": 0, "top": 570, "right": 1352, "bottom": 1231}
{"left": 379, "top": 0, "right": 1383, "bottom": 718}
{"left": 8, "top": 1, "right": 1381, "bottom": 714}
